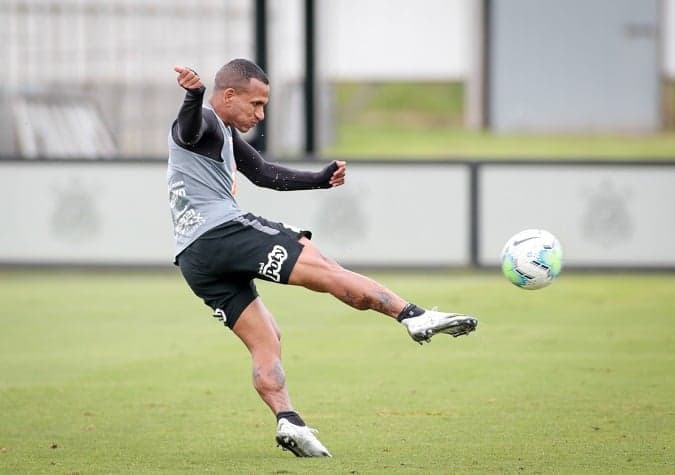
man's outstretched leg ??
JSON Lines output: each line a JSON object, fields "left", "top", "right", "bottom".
{"left": 289, "top": 237, "right": 478, "bottom": 344}
{"left": 232, "top": 298, "right": 331, "bottom": 457}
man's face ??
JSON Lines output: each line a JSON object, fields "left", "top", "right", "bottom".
{"left": 220, "top": 78, "right": 270, "bottom": 132}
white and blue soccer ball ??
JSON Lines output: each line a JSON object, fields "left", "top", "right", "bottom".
{"left": 501, "top": 229, "right": 563, "bottom": 290}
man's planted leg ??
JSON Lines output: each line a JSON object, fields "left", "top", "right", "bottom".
{"left": 232, "top": 298, "right": 331, "bottom": 457}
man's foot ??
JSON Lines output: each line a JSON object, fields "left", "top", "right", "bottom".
{"left": 401, "top": 310, "right": 478, "bottom": 344}
{"left": 276, "top": 418, "right": 332, "bottom": 457}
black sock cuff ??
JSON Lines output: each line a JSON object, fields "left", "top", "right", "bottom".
{"left": 397, "top": 303, "right": 425, "bottom": 322}
{"left": 276, "top": 411, "right": 306, "bottom": 427}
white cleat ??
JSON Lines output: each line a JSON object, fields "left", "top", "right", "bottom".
{"left": 401, "top": 310, "right": 478, "bottom": 344}
{"left": 275, "top": 418, "right": 332, "bottom": 457}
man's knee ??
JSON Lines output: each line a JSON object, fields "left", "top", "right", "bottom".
{"left": 290, "top": 244, "right": 344, "bottom": 289}
{"left": 234, "top": 298, "right": 282, "bottom": 346}
{"left": 303, "top": 248, "right": 342, "bottom": 274}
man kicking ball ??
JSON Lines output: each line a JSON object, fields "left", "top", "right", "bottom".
{"left": 167, "top": 59, "right": 478, "bottom": 457}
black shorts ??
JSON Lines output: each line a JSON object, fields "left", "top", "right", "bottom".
{"left": 177, "top": 213, "right": 311, "bottom": 329}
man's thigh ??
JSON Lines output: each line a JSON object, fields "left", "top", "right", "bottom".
{"left": 288, "top": 237, "right": 342, "bottom": 290}
{"left": 230, "top": 297, "right": 281, "bottom": 348}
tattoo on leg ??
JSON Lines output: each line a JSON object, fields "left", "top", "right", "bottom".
{"left": 340, "top": 288, "right": 395, "bottom": 313}
{"left": 270, "top": 361, "right": 286, "bottom": 389}
{"left": 341, "top": 290, "right": 357, "bottom": 308}
{"left": 253, "top": 362, "right": 286, "bottom": 389}
{"left": 252, "top": 366, "right": 262, "bottom": 387}
{"left": 374, "top": 289, "right": 393, "bottom": 313}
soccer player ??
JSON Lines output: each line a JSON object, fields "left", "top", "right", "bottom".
{"left": 168, "top": 59, "right": 478, "bottom": 457}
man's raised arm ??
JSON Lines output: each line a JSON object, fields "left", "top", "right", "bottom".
{"left": 173, "top": 66, "right": 207, "bottom": 146}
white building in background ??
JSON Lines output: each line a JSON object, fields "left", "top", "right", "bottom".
{"left": 1, "top": 0, "right": 675, "bottom": 158}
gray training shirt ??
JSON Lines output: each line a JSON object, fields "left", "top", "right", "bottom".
{"left": 167, "top": 86, "right": 338, "bottom": 263}
{"left": 167, "top": 107, "right": 245, "bottom": 258}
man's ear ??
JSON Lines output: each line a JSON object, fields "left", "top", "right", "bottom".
{"left": 222, "top": 87, "right": 236, "bottom": 103}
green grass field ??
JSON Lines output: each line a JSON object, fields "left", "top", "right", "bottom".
{"left": 323, "top": 81, "right": 675, "bottom": 160}
{"left": 1, "top": 270, "right": 673, "bottom": 474}
{"left": 325, "top": 126, "right": 675, "bottom": 160}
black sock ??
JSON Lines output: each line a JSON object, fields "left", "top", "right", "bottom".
{"left": 276, "top": 411, "right": 306, "bottom": 427}
{"left": 397, "top": 303, "right": 425, "bottom": 322}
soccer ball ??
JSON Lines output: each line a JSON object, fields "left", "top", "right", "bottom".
{"left": 500, "top": 229, "right": 563, "bottom": 290}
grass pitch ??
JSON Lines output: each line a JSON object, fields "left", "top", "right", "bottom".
{"left": 325, "top": 81, "right": 675, "bottom": 160}
{"left": 1, "top": 269, "right": 673, "bottom": 474}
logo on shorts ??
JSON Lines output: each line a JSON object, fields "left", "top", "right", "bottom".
{"left": 259, "top": 245, "right": 288, "bottom": 282}
{"left": 212, "top": 308, "right": 227, "bottom": 327}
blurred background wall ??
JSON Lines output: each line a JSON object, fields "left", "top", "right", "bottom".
{"left": 2, "top": 0, "right": 674, "bottom": 158}
{"left": 2, "top": 160, "right": 673, "bottom": 268}
{"left": 0, "top": 0, "right": 252, "bottom": 158}
{"left": 0, "top": 0, "right": 673, "bottom": 268}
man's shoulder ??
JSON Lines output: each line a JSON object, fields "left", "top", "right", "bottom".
{"left": 172, "top": 109, "right": 225, "bottom": 162}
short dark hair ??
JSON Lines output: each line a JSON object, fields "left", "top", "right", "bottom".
{"left": 214, "top": 58, "right": 269, "bottom": 91}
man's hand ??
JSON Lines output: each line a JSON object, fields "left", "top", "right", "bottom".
{"left": 329, "top": 160, "right": 346, "bottom": 187}
{"left": 174, "top": 66, "right": 203, "bottom": 90}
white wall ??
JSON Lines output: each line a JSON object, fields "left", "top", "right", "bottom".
{"left": 0, "top": 161, "right": 470, "bottom": 267}
{"left": 317, "top": 0, "right": 473, "bottom": 81}
{"left": 1, "top": 161, "right": 673, "bottom": 269}
{"left": 239, "top": 163, "right": 470, "bottom": 266}
{"left": 0, "top": 161, "right": 173, "bottom": 265}
{"left": 479, "top": 164, "right": 675, "bottom": 267}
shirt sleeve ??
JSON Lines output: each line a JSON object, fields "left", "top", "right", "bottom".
{"left": 232, "top": 130, "right": 338, "bottom": 191}
{"left": 173, "top": 86, "right": 208, "bottom": 146}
